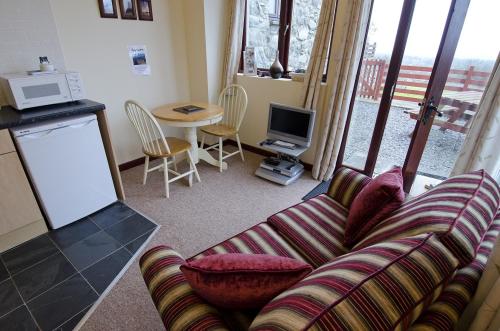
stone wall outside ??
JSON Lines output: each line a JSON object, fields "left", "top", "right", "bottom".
{"left": 247, "top": 0, "right": 321, "bottom": 71}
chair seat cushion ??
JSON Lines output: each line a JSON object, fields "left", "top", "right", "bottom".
{"left": 188, "top": 223, "right": 309, "bottom": 264}
{"left": 267, "top": 194, "right": 350, "bottom": 268}
{"left": 354, "top": 170, "right": 500, "bottom": 267}
{"left": 250, "top": 234, "right": 459, "bottom": 331}
{"left": 181, "top": 254, "right": 312, "bottom": 310}
{"left": 201, "top": 124, "right": 237, "bottom": 137}
{"left": 344, "top": 167, "right": 405, "bottom": 247}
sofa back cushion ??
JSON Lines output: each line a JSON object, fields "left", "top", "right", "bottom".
{"left": 354, "top": 170, "right": 500, "bottom": 267}
{"left": 250, "top": 234, "right": 458, "bottom": 331}
{"left": 327, "top": 167, "right": 372, "bottom": 209}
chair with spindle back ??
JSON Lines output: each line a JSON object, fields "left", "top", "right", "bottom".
{"left": 200, "top": 85, "right": 248, "bottom": 172}
{"left": 125, "top": 100, "right": 200, "bottom": 198}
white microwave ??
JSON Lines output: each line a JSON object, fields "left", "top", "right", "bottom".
{"left": 0, "top": 71, "right": 86, "bottom": 110}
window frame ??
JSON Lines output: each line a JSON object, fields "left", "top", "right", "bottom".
{"left": 240, "top": 0, "right": 330, "bottom": 82}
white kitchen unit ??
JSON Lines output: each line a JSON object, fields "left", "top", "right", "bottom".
{"left": 12, "top": 114, "right": 117, "bottom": 229}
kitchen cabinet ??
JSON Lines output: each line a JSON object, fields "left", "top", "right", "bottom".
{"left": 0, "top": 129, "right": 46, "bottom": 252}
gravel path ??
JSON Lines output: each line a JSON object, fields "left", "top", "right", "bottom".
{"left": 344, "top": 100, "right": 465, "bottom": 179}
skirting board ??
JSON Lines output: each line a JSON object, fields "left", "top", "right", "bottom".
{"left": 119, "top": 141, "right": 313, "bottom": 172}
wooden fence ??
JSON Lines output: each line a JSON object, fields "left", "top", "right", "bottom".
{"left": 358, "top": 59, "right": 491, "bottom": 104}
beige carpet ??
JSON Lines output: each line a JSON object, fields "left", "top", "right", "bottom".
{"left": 80, "top": 149, "right": 318, "bottom": 330}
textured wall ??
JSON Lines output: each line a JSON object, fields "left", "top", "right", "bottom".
{"left": 247, "top": 0, "right": 321, "bottom": 71}
{"left": 0, "top": 0, "right": 66, "bottom": 105}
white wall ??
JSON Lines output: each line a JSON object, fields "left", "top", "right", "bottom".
{"left": 49, "top": 0, "right": 191, "bottom": 164}
{"left": 236, "top": 75, "right": 324, "bottom": 165}
{"left": 0, "top": 0, "right": 66, "bottom": 105}
{"left": 204, "top": 0, "right": 229, "bottom": 103}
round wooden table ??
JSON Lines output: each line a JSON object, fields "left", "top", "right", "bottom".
{"left": 152, "top": 102, "right": 227, "bottom": 170}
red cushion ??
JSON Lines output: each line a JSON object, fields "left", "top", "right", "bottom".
{"left": 180, "top": 253, "right": 312, "bottom": 310}
{"left": 344, "top": 167, "right": 405, "bottom": 247}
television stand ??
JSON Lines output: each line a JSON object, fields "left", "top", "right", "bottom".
{"left": 255, "top": 140, "right": 307, "bottom": 185}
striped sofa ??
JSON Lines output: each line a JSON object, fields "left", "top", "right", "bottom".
{"left": 140, "top": 168, "right": 500, "bottom": 331}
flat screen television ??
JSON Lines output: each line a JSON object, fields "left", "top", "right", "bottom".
{"left": 267, "top": 103, "right": 316, "bottom": 147}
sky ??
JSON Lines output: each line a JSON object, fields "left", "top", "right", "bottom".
{"left": 369, "top": 0, "right": 500, "bottom": 60}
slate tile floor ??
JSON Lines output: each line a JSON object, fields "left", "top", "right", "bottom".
{"left": 0, "top": 202, "right": 157, "bottom": 331}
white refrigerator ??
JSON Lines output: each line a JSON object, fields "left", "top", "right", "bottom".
{"left": 12, "top": 114, "right": 117, "bottom": 229}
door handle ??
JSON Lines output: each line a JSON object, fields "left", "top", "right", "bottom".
{"left": 418, "top": 97, "right": 443, "bottom": 125}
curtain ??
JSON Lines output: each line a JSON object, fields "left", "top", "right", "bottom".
{"left": 220, "top": 0, "right": 246, "bottom": 91}
{"left": 301, "top": 0, "right": 338, "bottom": 110}
{"left": 450, "top": 54, "right": 500, "bottom": 180}
{"left": 312, "top": 0, "right": 373, "bottom": 180}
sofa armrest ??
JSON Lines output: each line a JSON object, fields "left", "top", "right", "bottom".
{"left": 140, "top": 246, "right": 229, "bottom": 331}
{"left": 326, "top": 167, "right": 372, "bottom": 208}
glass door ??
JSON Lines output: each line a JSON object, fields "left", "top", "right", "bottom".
{"left": 339, "top": 0, "right": 498, "bottom": 192}
{"left": 404, "top": 0, "right": 499, "bottom": 190}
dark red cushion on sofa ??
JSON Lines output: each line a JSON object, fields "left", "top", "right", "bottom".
{"left": 180, "top": 253, "right": 312, "bottom": 310}
{"left": 344, "top": 167, "right": 405, "bottom": 247}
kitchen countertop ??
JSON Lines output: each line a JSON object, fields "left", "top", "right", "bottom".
{"left": 0, "top": 100, "right": 106, "bottom": 130}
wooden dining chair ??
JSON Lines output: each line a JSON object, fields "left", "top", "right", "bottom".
{"left": 200, "top": 84, "right": 248, "bottom": 172}
{"left": 125, "top": 100, "right": 200, "bottom": 198}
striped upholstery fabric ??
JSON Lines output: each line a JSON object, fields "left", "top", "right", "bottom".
{"left": 250, "top": 234, "right": 459, "bottom": 331}
{"left": 326, "top": 167, "right": 372, "bottom": 208}
{"left": 188, "top": 223, "right": 307, "bottom": 263}
{"left": 354, "top": 170, "right": 500, "bottom": 266}
{"left": 267, "top": 194, "right": 349, "bottom": 268}
{"left": 410, "top": 213, "right": 500, "bottom": 331}
{"left": 139, "top": 246, "right": 229, "bottom": 331}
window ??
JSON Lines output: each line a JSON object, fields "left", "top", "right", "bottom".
{"left": 244, "top": 0, "right": 324, "bottom": 75}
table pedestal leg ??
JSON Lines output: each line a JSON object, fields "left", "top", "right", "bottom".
{"left": 183, "top": 127, "right": 227, "bottom": 170}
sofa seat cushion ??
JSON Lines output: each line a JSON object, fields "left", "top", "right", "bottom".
{"left": 181, "top": 254, "right": 312, "bottom": 310}
{"left": 250, "top": 234, "right": 459, "bottom": 331}
{"left": 409, "top": 212, "right": 500, "bottom": 331}
{"left": 188, "top": 223, "right": 308, "bottom": 263}
{"left": 354, "top": 170, "right": 500, "bottom": 267}
{"left": 267, "top": 194, "right": 349, "bottom": 268}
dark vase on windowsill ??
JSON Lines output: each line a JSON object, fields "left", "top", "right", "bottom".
{"left": 270, "top": 51, "right": 284, "bottom": 79}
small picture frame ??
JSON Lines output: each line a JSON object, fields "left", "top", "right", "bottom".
{"left": 119, "top": 0, "right": 137, "bottom": 20}
{"left": 98, "top": 0, "right": 118, "bottom": 18}
{"left": 244, "top": 47, "right": 257, "bottom": 76}
{"left": 137, "top": 0, "right": 153, "bottom": 21}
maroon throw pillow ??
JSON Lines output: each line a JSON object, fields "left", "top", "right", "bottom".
{"left": 344, "top": 167, "right": 405, "bottom": 247}
{"left": 180, "top": 253, "right": 312, "bottom": 310}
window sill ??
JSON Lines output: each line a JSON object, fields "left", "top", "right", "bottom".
{"left": 236, "top": 73, "right": 327, "bottom": 86}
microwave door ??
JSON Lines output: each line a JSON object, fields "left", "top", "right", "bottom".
{"left": 10, "top": 75, "right": 72, "bottom": 109}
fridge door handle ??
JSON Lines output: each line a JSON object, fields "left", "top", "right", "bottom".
{"left": 68, "top": 120, "right": 95, "bottom": 129}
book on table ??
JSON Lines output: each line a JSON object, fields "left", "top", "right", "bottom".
{"left": 173, "top": 105, "right": 205, "bottom": 114}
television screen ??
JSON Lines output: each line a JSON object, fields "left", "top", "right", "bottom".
{"left": 270, "top": 106, "right": 311, "bottom": 139}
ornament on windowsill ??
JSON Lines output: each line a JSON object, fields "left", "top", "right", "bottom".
{"left": 269, "top": 51, "right": 284, "bottom": 79}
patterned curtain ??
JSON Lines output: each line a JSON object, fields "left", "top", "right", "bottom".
{"left": 220, "top": 0, "right": 246, "bottom": 91}
{"left": 312, "top": 0, "right": 373, "bottom": 181}
{"left": 451, "top": 54, "right": 500, "bottom": 181}
{"left": 301, "top": 0, "right": 338, "bottom": 110}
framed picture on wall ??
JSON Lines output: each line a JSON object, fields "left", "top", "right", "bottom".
{"left": 98, "top": 0, "right": 118, "bottom": 18}
{"left": 119, "top": 0, "right": 137, "bottom": 20}
{"left": 137, "top": 0, "right": 153, "bottom": 21}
